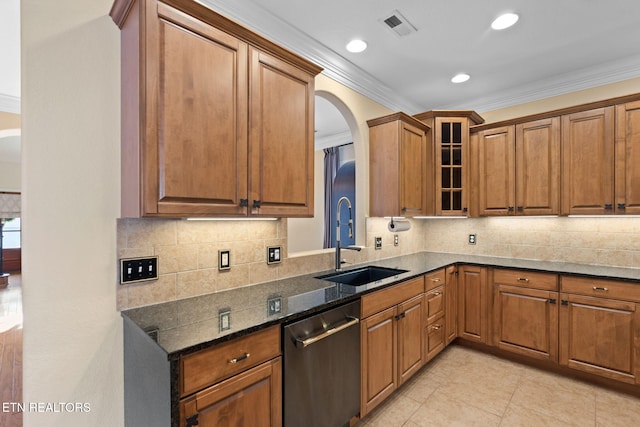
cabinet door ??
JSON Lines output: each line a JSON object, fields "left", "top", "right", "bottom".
{"left": 436, "top": 118, "right": 470, "bottom": 215}
{"left": 148, "top": 4, "right": 249, "bottom": 216}
{"left": 180, "top": 358, "right": 282, "bottom": 427}
{"left": 361, "top": 306, "right": 397, "bottom": 416}
{"left": 561, "top": 107, "right": 615, "bottom": 215}
{"left": 516, "top": 117, "right": 560, "bottom": 215}
{"left": 559, "top": 293, "right": 639, "bottom": 384}
{"left": 249, "top": 47, "right": 315, "bottom": 217}
{"left": 397, "top": 295, "right": 424, "bottom": 386}
{"left": 399, "top": 121, "right": 429, "bottom": 215}
{"left": 493, "top": 284, "right": 558, "bottom": 362}
{"left": 445, "top": 266, "right": 457, "bottom": 344}
{"left": 615, "top": 101, "right": 640, "bottom": 214}
{"left": 457, "top": 265, "right": 488, "bottom": 343}
{"left": 477, "top": 126, "right": 515, "bottom": 216}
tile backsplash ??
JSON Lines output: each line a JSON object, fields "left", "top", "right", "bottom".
{"left": 117, "top": 217, "right": 425, "bottom": 309}
{"left": 117, "top": 215, "right": 640, "bottom": 310}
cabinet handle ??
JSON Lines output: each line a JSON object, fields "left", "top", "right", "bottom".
{"left": 604, "top": 204, "right": 613, "bottom": 210}
{"left": 431, "top": 278, "right": 441, "bottom": 282}
{"left": 239, "top": 199, "right": 248, "bottom": 207}
{"left": 517, "top": 277, "right": 529, "bottom": 282}
{"left": 432, "top": 324, "right": 442, "bottom": 331}
{"left": 229, "top": 353, "right": 250, "bottom": 364}
{"left": 253, "top": 200, "right": 261, "bottom": 209}
{"left": 433, "top": 291, "right": 441, "bottom": 296}
{"left": 508, "top": 206, "right": 514, "bottom": 212}
{"left": 618, "top": 203, "right": 626, "bottom": 210}
{"left": 592, "top": 286, "right": 609, "bottom": 292}
{"left": 186, "top": 414, "right": 199, "bottom": 427}
{"left": 517, "top": 206, "right": 523, "bottom": 212}
{"left": 549, "top": 298, "right": 557, "bottom": 305}
{"left": 395, "top": 312, "right": 406, "bottom": 321}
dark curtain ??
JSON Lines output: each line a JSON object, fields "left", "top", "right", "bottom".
{"left": 323, "top": 147, "right": 340, "bottom": 248}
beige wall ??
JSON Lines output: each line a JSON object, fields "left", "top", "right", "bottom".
{"left": 22, "top": 0, "right": 122, "bottom": 425}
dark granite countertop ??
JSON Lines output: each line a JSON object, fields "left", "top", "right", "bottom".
{"left": 121, "top": 251, "right": 640, "bottom": 358}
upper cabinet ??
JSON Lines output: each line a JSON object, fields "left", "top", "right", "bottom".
{"left": 414, "top": 111, "right": 484, "bottom": 216}
{"left": 368, "top": 113, "right": 432, "bottom": 217}
{"left": 111, "top": 0, "right": 322, "bottom": 218}
{"left": 474, "top": 118, "right": 560, "bottom": 216}
{"left": 615, "top": 101, "right": 640, "bottom": 214}
{"left": 561, "top": 107, "right": 615, "bottom": 215}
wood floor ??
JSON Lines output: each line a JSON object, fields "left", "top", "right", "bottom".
{"left": 0, "top": 274, "right": 22, "bottom": 427}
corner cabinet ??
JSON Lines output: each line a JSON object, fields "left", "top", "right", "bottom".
{"left": 413, "top": 111, "right": 484, "bottom": 216}
{"left": 111, "top": 0, "right": 321, "bottom": 218}
{"left": 368, "top": 113, "right": 432, "bottom": 217}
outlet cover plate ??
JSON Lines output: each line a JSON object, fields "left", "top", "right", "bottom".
{"left": 267, "top": 246, "right": 281, "bottom": 264}
{"left": 219, "top": 310, "right": 231, "bottom": 332}
{"left": 218, "top": 249, "right": 231, "bottom": 270}
{"left": 375, "top": 236, "right": 382, "bottom": 250}
{"left": 267, "top": 296, "right": 282, "bottom": 316}
{"left": 469, "top": 234, "right": 477, "bottom": 245}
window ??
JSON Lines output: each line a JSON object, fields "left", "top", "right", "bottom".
{"left": 2, "top": 218, "right": 21, "bottom": 249}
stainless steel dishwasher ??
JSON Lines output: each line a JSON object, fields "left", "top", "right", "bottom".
{"left": 283, "top": 299, "right": 361, "bottom": 427}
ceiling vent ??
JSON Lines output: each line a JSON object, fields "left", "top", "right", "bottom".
{"left": 379, "top": 10, "right": 417, "bottom": 37}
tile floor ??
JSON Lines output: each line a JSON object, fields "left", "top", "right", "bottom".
{"left": 360, "top": 345, "right": 640, "bottom": 427}
{"left": 0, "top": 273, "right": 22, "bottom": 427}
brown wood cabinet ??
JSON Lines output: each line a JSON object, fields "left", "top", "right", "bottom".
{"left": 360, "top": 276, "right": 424, "bottom": 416}
{"left": 475, "top": 118, "right": 560, "bottom": 216}
{"left": 413, "top": 111, "right": 484, "bottom": 216}
{"left": 559, "top": 276, "right": 640, "bottom": 384}
{"left": 180, "top": 358, "right": 282, "bottom": 427}
{"left": 178, "top": 326, "right": 282, "bottom": 427}
{"left": 112, "top": 0, "right": 321, "bottom": 218}
{"left": 561, "top": 107, "right": 615, "bottom": 215}
{"left": 492, "top": 269, "right": 559, "bottom": 362}
{"left": 445, "top": 265, "right": 457, "bottom": 344}
{"left": 457, "top": 265, "right": 489, "bottom": 344}
{"left": 615, "top": 100, "right": 640, "bottom": 214}
{"left": 368, "top": 113, "right": 432, "bottom": 217}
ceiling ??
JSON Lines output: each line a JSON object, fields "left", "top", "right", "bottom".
{"left": 202, "top": 0, "right": 640, "bottom": 118}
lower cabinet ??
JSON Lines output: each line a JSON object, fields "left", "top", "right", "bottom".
{"left": 445, "top": 265, "right": 458, "bottom": 344}
{"left": 457, "top": 265, "right": 489, "bottom": 343}
{"left": 180, "top": 358, "right": 282, "bottom": 427}
{"left": 178, "top": 326, "right": 281, "bottom": 427}
{"left": 559, "top": 276, "right": 640, "bottom": 384}
{"left": 360, "top": 276, "right": 424, "bottom": 417}
{"left": 491, "top": 269, "right": 559, "bottom": 362}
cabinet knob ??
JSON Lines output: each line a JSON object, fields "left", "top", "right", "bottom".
{"left": 240, "top": 199, "right": 248, "bottom": 207}
{"left": 517, "top": 206, "right": 523, "bottom": 212}
{"left": 253, "top": 200, "right": 261, "bottom": 209}
{"left": 186, "top": 414, "right": 199, "bottom": 427}
{"left": 604, "top": 204, "right": 613, "bottom": 210}
{"left": 618, "top": 203, "right": 626, "bottom": 210}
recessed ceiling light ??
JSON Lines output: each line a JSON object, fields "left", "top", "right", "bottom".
{"left": 451, "top": 73, "right": 470, "bottom": 83}
{"left": 491, "top": 13, "right": 519, "bottom": 30}
{"left": 346, "top": 39, "right": 367, "bottom": 53}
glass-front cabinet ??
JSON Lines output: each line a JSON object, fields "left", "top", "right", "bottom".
{"left": 414, "top": 111, "right": 483, "bottom": 216}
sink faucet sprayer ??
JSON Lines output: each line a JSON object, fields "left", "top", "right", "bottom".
{"left": 335, "top": 196, "right": 361, "bottom": 271}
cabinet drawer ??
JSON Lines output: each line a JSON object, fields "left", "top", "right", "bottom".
{"left": 180, "top": 325, "right": 281, "bottom": 397}
{"left": 425, "top": 315, "right": 446, "bottom": 361}
{"left": 425, "top": 269, "right": 446, "bottom": 291}
{"left": 424, "top": 285, "right": 445, "bottom": 324}
{"left": 561, "top": 276, "right": 640, "bottom": 303}
{"left": 362, "top": 276, "right": 425, "bottom": 318}
{"left": 493, "top": 268, "right": 557, "bottom": 291}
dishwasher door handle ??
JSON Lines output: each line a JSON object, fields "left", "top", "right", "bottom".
{"left": 295, "top": 316, "right": 360, "bottom": 348}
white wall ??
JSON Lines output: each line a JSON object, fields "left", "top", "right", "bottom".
{"left": 22, "top": 0, "right": 122, "bottom": 425}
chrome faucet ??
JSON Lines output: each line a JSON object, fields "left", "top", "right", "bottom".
{"left": 335, "top": 196, "right": 361, "bottom": 271}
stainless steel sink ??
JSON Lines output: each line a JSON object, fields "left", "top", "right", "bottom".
{"left": 316, "top": 266, "right": 408, "bottom": 287}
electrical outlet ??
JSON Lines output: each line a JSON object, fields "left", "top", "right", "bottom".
{"left": 375, "top": 236, "right": 382, "bottom": 249}
{"left": 120, "top": 256, "right": 158, "bottom": 284}
{"left": 267, "top": 296, "right": 282, "bottom": 316}
{"left": 218, "top": 249, "right": 231, "bottom": 270}
{"left": 219, "top": 310, "right": 231, "bottom": 332}
{"left": 267, "top": 246, "right": 281, "bottom": 264}
{"left": 394, "top": 234, "right": 399, "bottom": 246}
{"left": 468, "top": 234, "right": 477, "bottom": 245}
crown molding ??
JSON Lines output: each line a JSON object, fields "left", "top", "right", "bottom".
{"left": 439, "top": 54, "right": 640, "bottom": 113}
{"left": 0, "top": 94, "right": 20, "bottom": 115}
{"left": 199, "top": 0, "right": 422, "bottom": 113}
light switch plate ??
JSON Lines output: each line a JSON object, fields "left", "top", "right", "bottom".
{"left": 375, "top": 237, "right": 382, "bottom": 250}
{"left": 218, "top": 249, "right": 231, "bottom": 270}
{"left": 267, "top": 246, "right": 281, "bottom": 264}
{"left": 120, "top": 256, "right": 159, "bottom": 284}
{"left": 267, "top": 296, "right": 282, "bottom": 316}
{"left": 219, "top": 309, "right": 231, "bottom": 332}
